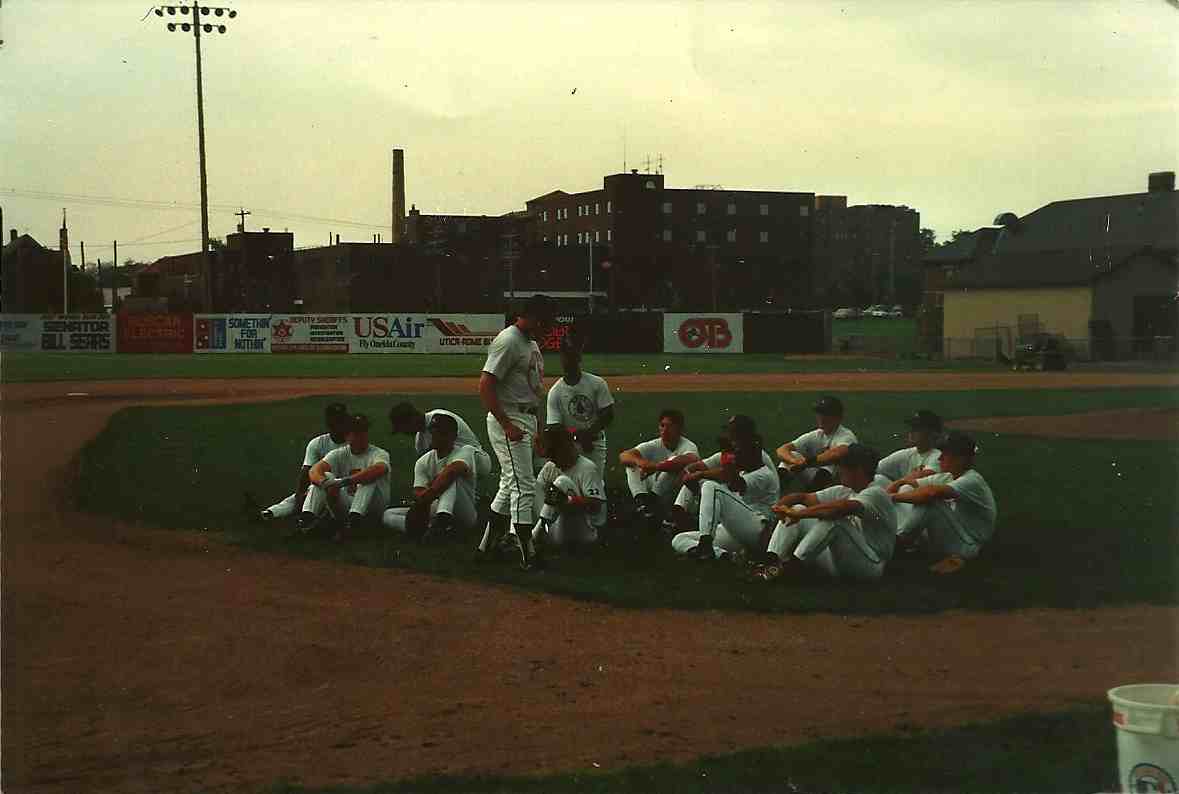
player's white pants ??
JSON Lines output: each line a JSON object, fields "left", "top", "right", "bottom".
{"left": 469, "top": 447, "right": 493, "bottom": 493}
{"left": 673, "top": 483, "right": 700, "bottom": 516}
{"left": 382, "top": 481, "right": 478, "bottom": 533}
{"left": 303, "top": 480, "right": 387, "bottom": 520}
{"left": 588, "top": 441, "right": 607, "bottom": 481}
{"left": 897, "top": 497, "right": 987, "bottom": 560}
{"left": 531, "top": 474, "right": 601, "bottom": 545}
{"left": 768, "top": 517, "right": 886, "bottom": 580}
{"left": 627, "top": 467, "right": 682, "bottom": 506}
{"left": 487, "top": 409, "right": 538, "bottom": 525}
{"left": 265, "top": 492, "right": 302, "bottom": 519}
{"left": 671, "top": 481, "right": 767, "bottom": 558}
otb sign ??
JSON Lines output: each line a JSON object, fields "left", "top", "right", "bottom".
{"left": 663, "top": 314, "right": 743, "bottom": 353}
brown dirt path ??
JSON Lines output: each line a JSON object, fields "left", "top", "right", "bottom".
{"left": 2, "top": 375, "right": 1177, "bottom": 793}
{"left": 952, "top": 407, "right": 1179, "bottom": 441}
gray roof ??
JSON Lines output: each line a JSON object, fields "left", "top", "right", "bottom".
{"left": 934, "top": 190, "right": 1177, "bottom": 288}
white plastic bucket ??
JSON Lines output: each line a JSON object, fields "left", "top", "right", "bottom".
{"left": 1108, "top": 684, "right": 1179, "bottom": 793}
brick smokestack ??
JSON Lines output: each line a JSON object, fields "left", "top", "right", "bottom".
{"left": 391, "top": 148, "right": 406, "bottom": 244}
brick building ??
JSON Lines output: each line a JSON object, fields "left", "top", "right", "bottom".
{"left": 520, "top": 171, "right": 816, "bottom": 311}
{"left": 812, "top": 202, "right": 921, "bottom": 306}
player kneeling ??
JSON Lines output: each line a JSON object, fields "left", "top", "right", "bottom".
{"left": 530, "top": 426, "right": 606, "bottom": 562}
{"left": 671, "top": 416, "right": 779, "bottom": 562}
{"left": 754, "top": 444, "right": 896, "bottom": 583}
{"left": 889, "top": 431, "right": 996, "bottom": 575}
{"left": 299, "top": 414, "right": 391, "bottom": 543}
{"left": 383, "top": 413, "right": 479, "bottom": 544}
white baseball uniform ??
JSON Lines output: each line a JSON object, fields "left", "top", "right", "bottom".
{"left": 781, "top": 424, "right": 859, "bottom": 487}
{"left": 673, "top": 450, "right": 777, "bottom": 518}
{"left": 383, "top": 444, "right": 479, "bottom": 533}
{"left": 416, "top": 408, "right": 493, "bottom": 488}
{"left": 545, "top": 372, "right": 614, "bottom": 478}
{"left": 671, "top": 454, "right": 779, "bottom": 560}
{"left": 532, "top": 455, "right": 606, "bottom": 545}
{"left": 303, "top": 443, "right": 392, "bottom": 519}
{"left": 626, "top": 435, "right": 700, "bottom": 506}
{"left": 897, "top": 469, "right": 997, "bottom": 559}
{"left": 769, "top": 484, "right": 897, "bottom": 580}
{"left": 872, "top": 446, "right": 941, "bottom": 488}
{"left": 483, "top": 324, "right": 544, "bottom": 525}
{"left": 265, "top": 432, "right": 347, "bottom": 518}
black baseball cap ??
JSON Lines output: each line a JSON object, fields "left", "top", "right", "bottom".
{"left": 388, "top": 401, "right": 418, "bottom": 426}
{"left": 842, "top": 443, "right": 880, "bottom": 476}
{"left": 939, "top": 430, "right": 977, "bottom": 456}
{"left": 523, "top": 294, "right": 555, "bottom": 322}
{"left": 905, "top": 409, "right": 943, "bottom": 432}
{"left": 348, "top": 413, "right": 370, "bottom": 433}
{"left": 813, "top": 395, "right": 844, "bottom": 416}
{"left": 325, "top": 402, "right": 348, "bottom": 421}
{"left": 426, "top": 412, "right": 458, "bottom": 434}
{"left": 725, "top": 414, "right": 758, "bottom": 440}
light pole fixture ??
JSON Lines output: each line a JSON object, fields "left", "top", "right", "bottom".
{"left": 151, "top": 2, "right": 238, "bottom": 311}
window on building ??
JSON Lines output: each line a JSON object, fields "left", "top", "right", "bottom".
{"left": 564, "top": 233, "right": 569, "bottom": 246}
{"left": 607, "top": 229, "right": 612, "bottom": 242}
{"left": 696, "top": 202, "right": 706, "bottom": 215}
{"left": 578, "top": 206, "right": 583, "bottom": 217}
{"left": 595, "top": 230, "right": 600, "bottom": 242}
{"left": 800, "top": 205, "right": 810, "bottom": 217}
{"left": 607, "top": 200, "right": 612, "bottom": 213}
{"left": 696, "top": 230, "right": 707, "bottom": 243}
{"left": 726, "top": 229, "right": 737, "bottom": 243}
{"left": 662, "top": 229, "right": 673, "bottom": 242}
{"left": 760, "top": 231, "right": 769, "bottom": 243}
{"left": 542, "top": 210, "right": 548, "bottom": 222}
{"left": 759, "top": 203, "right": 769, "bottom": 216}
{"left": 595, "top": 203, "right": 600, "bottom": 215}
{"left": 727, "top": 203, "right": 737, "bottom": 215}
{"left": 662, "top": 201, "right": 673, "bottom": 214}
{"left": 543, "top": 235, "right": 548, "bottom": 243}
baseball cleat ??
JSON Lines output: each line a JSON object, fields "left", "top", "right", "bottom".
{"left": 682, "top": 535, "right": 715, "bottom": 561}
{"left": 752, "top": 562, "right": 784, "bottom": 582}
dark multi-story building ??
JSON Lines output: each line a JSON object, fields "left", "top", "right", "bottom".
{"left": 811, "top": 201, "right": 921, "bottom": 307}
{"left": 521, "top": 170, "right": 817, "bottom": 311}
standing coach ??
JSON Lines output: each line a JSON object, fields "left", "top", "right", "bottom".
{"left": 475, "top": 294, "right": 554, "bottom": 569}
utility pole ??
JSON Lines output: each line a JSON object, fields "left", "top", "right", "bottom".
{"left": 587, "top": 236, "right": 594, "bottom": 315}
{"left": 235, "top": 207, "right": 250, "bottom": 232}
{"left": 151, "top": 2, "right": 238, "bottom": 311}
{"left": 112, "top": 240, "right": 119, "bottom": 311}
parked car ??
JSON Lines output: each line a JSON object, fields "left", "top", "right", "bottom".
{"left": 864, "top": 305, "right": 889, "bottom": 318}
{"left": 886, "top": 304, "right": 904, "bottom": 318}
{"left": 1011, "top": 333, "right": 1072, "bottom": 371}
{"left": 832, "top": 307, "right": 860, "bottom": 319}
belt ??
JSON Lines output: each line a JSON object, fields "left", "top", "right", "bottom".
{"left": 514, "top": 404, "right": 538, "bottom": 415}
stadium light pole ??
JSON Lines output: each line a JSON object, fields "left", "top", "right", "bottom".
{"left": 151, "top": 2, "right": 237, "bottom": 311}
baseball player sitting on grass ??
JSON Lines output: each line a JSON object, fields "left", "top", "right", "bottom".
{"left": 382, "top": 413, "right": 479, "bottom": 544}
{"left": 672, "top": 415, "right": 780, "bottom": 562}
{"left": 619, "top": 408, "right": 700, "bottom": 531}
{"left": 889, "top": 430, "right": 997, "bottom": 575}
{"left": 544, "top": 334, "right": 615, "bottom": 480}
{"left": 530, "top": 426, "right": 607, "bottom": 562}
{"left": 387, "top": 401, "right": 492, "bottom": 483}
{"left": 753, "top": 444, "right": 896, "bottom": 583}
{"left": 299, "top": 414, "right": 391, "bottom": 543}
{"left": 670, "top": 415, "right": 777, "bottom": 533}
{"left": 874, "top": 409, "right": 943, "bottom": 488}
{"left": 244, "top": 401, "right": 349, "bottom": 524}
{"left": 776, "top": 395, "right": 858, "bottom": 492}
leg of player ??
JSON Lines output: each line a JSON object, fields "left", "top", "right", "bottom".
{"left": 336, "top": 480, "right": 387, "bottom": 543}
{"left": 264, "top": 493, "right": 300, "bottom": 521}
{"left": 904, "top": 500, "right": 983, "bottom": 562}
{"left": 298, "top": 484, "right": 344, "bottom": 534}
{"left": 670, "top": 483, "right": 699, "bottom": 531}
{"left": 684, "top": 480, "right": 759, "bottom": 560}
{"left": 793, "top": 517, "right": 884, "bottom": 580}
{"left": 423, "top": 479, "right": 478, "bottom": 543}
{"left": 382, "top": 506, "right": 411, "bottom": 532}
{"left": 483, "top": 411, "right": 538, "bottom": 568}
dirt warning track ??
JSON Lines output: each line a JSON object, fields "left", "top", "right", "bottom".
{"left": 2, "top": 372, "right": 1176, "bottom": 793}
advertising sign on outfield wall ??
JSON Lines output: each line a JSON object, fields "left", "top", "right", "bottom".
{"left": 267, "top": 314, "right": 506, "bottom": 353}
{"left": 117, "top": 313, "right": 193, "bottom": 353}
{"left": 194, "top": 315, "right": 271, "bottom": 353}
{"left": 0, "top": 314, "right": 117, "bottom": 352}
{"left": 662, "top": 313, "right": 744, "bottom": 353}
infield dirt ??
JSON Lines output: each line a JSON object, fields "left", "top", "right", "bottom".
{"left": 3, "top": 372, "right": 1176, "bottom": 793}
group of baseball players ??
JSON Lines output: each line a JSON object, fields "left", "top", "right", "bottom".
{"left": 247, "top": 294, "right": 998, "bottom": 581}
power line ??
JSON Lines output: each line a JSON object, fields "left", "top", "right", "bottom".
{"left": 2, "top": 187, "right": 392, "bottom": 230}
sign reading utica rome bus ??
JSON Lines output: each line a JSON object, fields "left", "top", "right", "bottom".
{"left": 663, "top": 313, "right": 744, "bottom": 353}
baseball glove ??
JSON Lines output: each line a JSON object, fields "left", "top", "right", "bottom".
{"left": 544, "top": 483, "right": 570, "bottom": 508}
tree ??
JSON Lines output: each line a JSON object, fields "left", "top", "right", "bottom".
{"left": 919, "top": 227, "right": 937, "bottom": 255}
{"left": 941, "top": 229, "right": 973, "bottom": 247}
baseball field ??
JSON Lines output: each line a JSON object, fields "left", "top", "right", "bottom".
{"left": 3, "top": 354, "right": 1177, "bottom": 792}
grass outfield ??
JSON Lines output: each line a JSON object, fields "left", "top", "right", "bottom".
{"left": 75, "top": 387, "right": 1179, "bottom": 614}
{"left": 267, "top": 707, "right": 1117, "bottom": 793}
{"left": 2, "top": 351, "right": 997, "bottom": 383}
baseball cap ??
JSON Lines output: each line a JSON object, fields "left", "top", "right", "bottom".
{"left": 325, "top": 402, "right": 348, "bottom": 421}
{"left": 523, "top": 294, "right": 555, "bottom": 322}
{"left": 905, "top": 409, "right": 943, "bottom": 431}
{"left": 725, "top": 414, "right": 758, "bottom": 440}
{"left": 387, "top": 401, "right": 417, "bottom": 425}
{"left": 426, "top": 412, "right": 458, "bottom": 434}
{"left": 813, "top": 395, "right": 844, "bottom": 416}
{"left": 939, "top": 430, "right": 977, "bottom": 456}
{"left": 347, "top": 413, "right": 370, "bottom": 433}
{"left": 841, "top": 443, "right": 880, "bottom": 476}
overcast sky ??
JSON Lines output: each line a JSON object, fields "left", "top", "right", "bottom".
{"left": 1, "top": 0, "right": 1176, "bottom": 264}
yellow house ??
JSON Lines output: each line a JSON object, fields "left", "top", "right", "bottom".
{"left": 935, "top": 172, "right": 1177, "bottom": 360}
